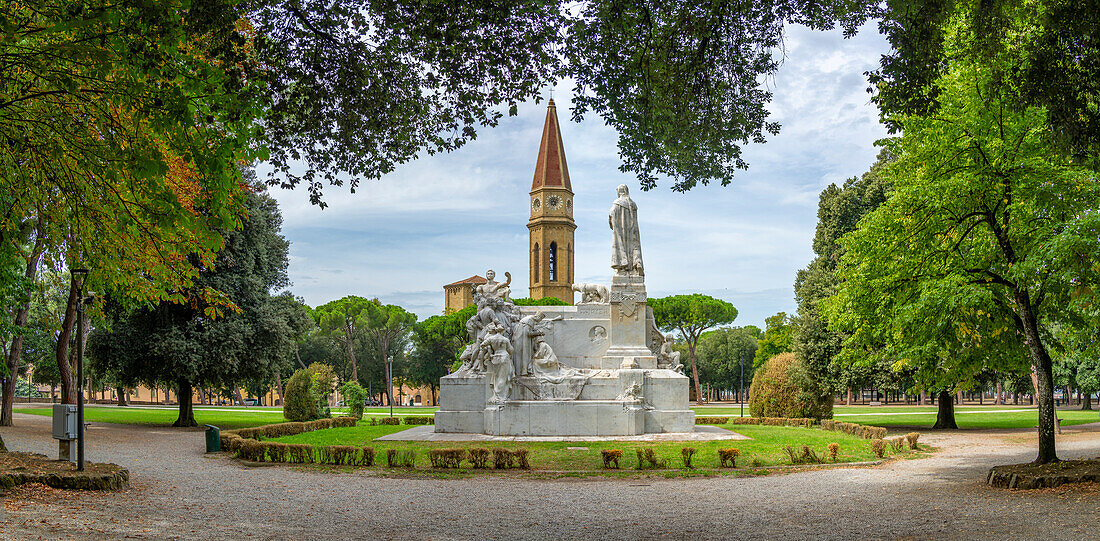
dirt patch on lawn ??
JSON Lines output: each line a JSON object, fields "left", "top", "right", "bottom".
{"left": 0, "top": 451, "right": 129, "bottom": 491}
{"left": 988, "top": 458, "right": 1100, "bottom": 489}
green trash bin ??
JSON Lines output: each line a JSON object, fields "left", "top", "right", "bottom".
{"left": 204, "top": 424, "right": 220, "bottom": 453}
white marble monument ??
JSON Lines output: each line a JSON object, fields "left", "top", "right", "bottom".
{"left": 434, "top": 186, "right": 694, "bottom": 436}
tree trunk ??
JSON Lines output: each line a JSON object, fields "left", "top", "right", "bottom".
{"left": 0, "top": 376, "right": 14, "bottom": 426}
{"left": 275, "top": 373, "right": 285, "bottom": 405}
{"left": 932, "top": 390, "right": 958, "bottom": 429}
{"left": 1083, "top": 394, "right": 1093, "bottom": 411}
{"left": 1016, "top": 290, "right": 1058, "bottom": 464}
{"left": 56, "top": 275, "right": 79, "bottom": 404}
{"left": 233, "top": 388, "right": 245, "bottom": 406}
{"left": 688, "top": 340, "right": 702, "bottom": 405}
{"left": 173, "top": 379, "right": 197, "bottom": 427}
{"left": 344, "top": 320, "right": 358, "bottom": 383}
{"left": 294, "top": 343, "right": 306, "bottom": 370}
{"left": 116, "top": 386, "right": 128, "bottom": 406}
{"left": 995, "top": 380, "right": 1003, "bottom": 405}
{"left": 1, "top": 221, "right": 46, "bottom": 425}
{"left": 920, "top": 390, "right": 926, "bottom": 405}
{"left": 846, "top": 388, "right": 853, "bottom": 406}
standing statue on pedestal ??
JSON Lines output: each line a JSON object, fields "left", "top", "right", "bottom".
{"left": 482, "top": 323, "right": 514, "bottom": 404}
{"left": 609, "top": 184, "right": 643, "bottom": 277}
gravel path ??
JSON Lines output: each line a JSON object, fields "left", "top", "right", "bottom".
{"left": 2, "top": 412, "right": 1098, "bottom": 540}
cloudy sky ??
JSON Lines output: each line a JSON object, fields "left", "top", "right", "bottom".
{"left": 264, "top": 23, "right": 891, "bottom": 329}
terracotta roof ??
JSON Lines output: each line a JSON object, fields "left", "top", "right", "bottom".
{"left": 530, "top": 99, "right": 572, "bottom": 192}
{"left": 444, "top": 275, "right": 488, "bottom": 287}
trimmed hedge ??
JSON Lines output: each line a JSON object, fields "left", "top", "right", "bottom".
{"left": 694, "top": 416, "right": 730, "bottom": 425}
{"left": 220, "top": 419, "right": 536, "bottom": 470}
{"left": 404, "top": 416, "right": 434, "bottom": 425}
{"left": 824, "top": 421, "right": 888, "bottom": 440}
{"left": 219, "top": 416, "right": 360, "bottom": 452}
{"left": 428, "top": 448, "right": 466, "bottom": 468}
{"left": 721, "top": 416, "right": 890, "bottom": 440}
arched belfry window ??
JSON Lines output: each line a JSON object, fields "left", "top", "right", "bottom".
{"left": 533, "top": 243, "right": 540, "bottom": 284}
{"left": 549, "top": 242, "right": 558, "bottom": 282}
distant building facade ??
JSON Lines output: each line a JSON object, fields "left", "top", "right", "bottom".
{"left": 443, "top": 275, "right": 488, "bottom": 314}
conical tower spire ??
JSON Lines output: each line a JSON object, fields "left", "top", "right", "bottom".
{"left": 528, "top": 99, "right": 576, "bottom": 305}
{"left": 531, "top": 99, "right": 572, "bottom": 191}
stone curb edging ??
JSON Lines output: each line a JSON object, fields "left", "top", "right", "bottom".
{"left": 986, "top": 466, "right": 1100, "bottom": 490}
{"left": 0, "top": 468, "right": 130, "bottom": 491}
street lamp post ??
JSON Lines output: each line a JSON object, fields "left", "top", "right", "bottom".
{"left": 71, "top": 269, "right": 89, "bottom": 471}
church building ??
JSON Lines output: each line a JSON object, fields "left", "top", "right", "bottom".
{"left": 442, "top": 100, "right": 577, "bottom": 312}
{"left": 527, "top": 99, "right": 576, "bottom": 304}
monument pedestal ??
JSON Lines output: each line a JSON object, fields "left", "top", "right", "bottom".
{"left": 601, "top": 274, "right": 657, "bottom": 369}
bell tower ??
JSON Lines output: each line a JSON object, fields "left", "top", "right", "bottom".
{"left": 528, "top": 99, "right": 576, "bottom": 304}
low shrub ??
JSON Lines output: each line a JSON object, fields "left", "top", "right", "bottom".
{"left": 905, "top": 432, "right": 920, "bottom": 449}
{"left": 283, "top": 369, "right": 318, "bottom": 421}
{"left": 889, "top": 437, "right": 905, "bottom": 453}
{"left": 379, "top": 417, "right": 401, "bottom": 426}
{"left": 827, "top": 443, "right": 839, "bottom": 462}
{"left": 680, "top": 447, "right": 696, "bottom": 469}
{"left": 386, "top": 448, "right": 416, "bottom": 468}
{"left": 763, "top": 417, "right": 786, "bottom": 426}
{"left": 428, "top": 448, "right": 466, "bottom": 468}
{"left": 635, "top": 447, "right": 665, "bottom": 469}
{"left": 361, "top": 447, "right": 375, "bottom": 467}
{"left": 601, "top": 449, "right": 622, "bottom": 469}
{"left": 783, "top": 445, "right": 821, "bottom": 465}
{"left": 404, "top": 416, "right": 434, "bottom": 425}
{"left": 694, "top": 417, "right": 730, "bottom": 425}
{"left": 339, "top": 381, "right": 367, "bottom": 419}
{"left": 870, "top": 439, "right": 886, "bottom": 458}
{"left": 468, "top": 448, "right": 491, "bottom": 469}
{"left": 513, "top": 448, "right": 531, "bottom": 470}
{"left": 750, "top": 457, "right": 763, "bottom": 467}
{"left": 819, "top": 419, "right": 835, "bottom": 431}
{"left": 718, "top": 448, "right": 739, "bottom": 468}
{"left": 493, "top": 448, "right": 515, "bottom": 469}
{"left": 787, "top": 418, "right": 815, "bottom": 428}
{"left": 748, "top": 352, "right": 833, "bottom": 420}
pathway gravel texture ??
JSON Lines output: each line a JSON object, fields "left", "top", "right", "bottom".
{"left": 1, "top": 412, "right": 1098, "bottom": 540}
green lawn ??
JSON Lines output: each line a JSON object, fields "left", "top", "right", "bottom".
{"left": 266, "top": 422, "right": 905, "bottom": 471}
{"left": 835, "top": 408, "right": 1099, "bottom": 429}
{"left": 17, "top": 403, "right": 1096, "bottom": 431}
{"left": 694, "top": 404, "right": 1100, "bottom": 429}
{"left": 14, "top": 406, "right": 287, "bottom": 430}
{"left": 14, "top": 405, "right": 444, "bottom": 429}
